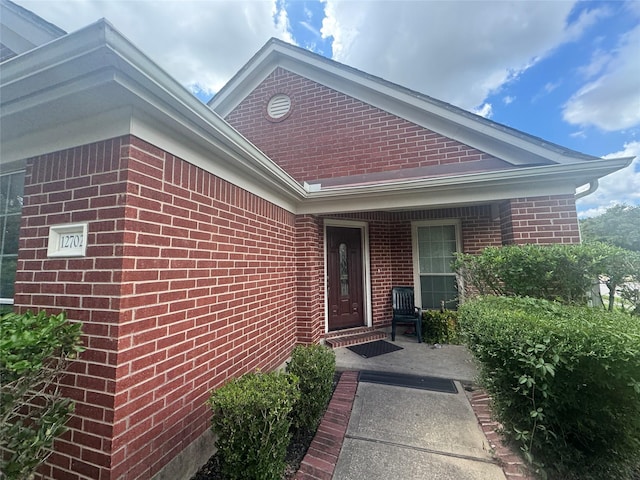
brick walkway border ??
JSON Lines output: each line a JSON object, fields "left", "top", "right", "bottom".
{"left": 294, "top": 371, "right": 358, "bottom": 480}
{"left": 295, "top": 371, "right": 536, "bottom": 480}
{"left": 470, "top": 390, "right": 536, "bottom": 480}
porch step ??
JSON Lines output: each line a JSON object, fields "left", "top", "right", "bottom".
{"left": 324, "top": 328, "right": 387, "bottom": 349}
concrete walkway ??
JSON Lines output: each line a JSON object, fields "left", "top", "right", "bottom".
{"left": 296, "top": 331, "right": 529, "bottom": 480}
{"left": 333, "top": 334, "right": 504, "bottom": 480}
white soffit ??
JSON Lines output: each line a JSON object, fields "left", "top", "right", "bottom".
{"left": 0, "top": 20, "right": 305, "bottom": 211}
{"left": 297, "top": 157, "right": 633, "bottom": 215}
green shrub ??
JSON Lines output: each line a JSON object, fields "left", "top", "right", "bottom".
{"left": 286, "top": 344, "right": 336, "bottom": 431}
{"left": 455, "top": 243, "right": 640, "bottom": 310}
{"left": 1, "top": 310, "right": 84, "bottom": 480}
{"left": 208, "top": 371, "right": 300, "bottom": 480}
{"left": 421, "top": 310, "right": 459, "bottom": 344}
{"left": 459, "top": 296, "right": 640, "bottom": 479}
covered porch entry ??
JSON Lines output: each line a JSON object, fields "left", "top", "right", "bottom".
{"left": 320, "top": 204, "right": 501, "bottom": 338}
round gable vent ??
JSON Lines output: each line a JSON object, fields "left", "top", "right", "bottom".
{"left": 267, "top": 94, "right": 291, "bottom": 120}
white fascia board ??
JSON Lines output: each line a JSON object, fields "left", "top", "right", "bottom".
{"left": 1, "top": 20, "right": 306, "bottom": 210}
{"left": 297, "top": 157, "right": 633, "bottom": 215}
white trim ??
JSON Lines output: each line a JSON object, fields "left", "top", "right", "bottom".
{"left": 323, "top": 219, "right": 371, "bottom": 332}
{"left": 1, "top": 20, "right": 306, "bottom": 212}
{"left": 411, "top": 219, "right": 462, "bottom": 309}
{"left": 210, "top": 40, "right": 612, "bottom": 167}
{"left": 2, "top": 22, "right": 632, "bottom": 219}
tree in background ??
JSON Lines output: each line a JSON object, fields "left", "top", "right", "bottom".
{"left": 580, "top": 204, "right": 640, "bottom": 252}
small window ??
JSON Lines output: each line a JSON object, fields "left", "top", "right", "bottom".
{"left": 267, "top": 94, "right": 291, "bottom": 120}
{"left": 0, "top": 171, "right": 25, "bottom": 305}
{"left": 412, "top": 220, "right": 461, "bottom": 310}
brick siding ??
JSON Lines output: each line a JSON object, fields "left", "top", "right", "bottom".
{"left": 225, "top": 67, "right": 493, "bottom": 183}
{"left": 15, "top": 135, "right": 299, "bottom": 480}
{"left": 500, "top": 195, "right": 580, "bottom": 245}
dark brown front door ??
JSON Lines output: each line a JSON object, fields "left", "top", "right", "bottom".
{"left": 327, "top": 226, "right": 364, "bottom": 331}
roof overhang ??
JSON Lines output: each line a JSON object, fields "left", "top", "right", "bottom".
{"left": 1, "top": 25, "right": 633, "bottom": 217}
{"left": 0, "top": 20, "right": 306, "bottom": 211}
{"left": 298, "top": 157, "right": 632, "bottom": 214}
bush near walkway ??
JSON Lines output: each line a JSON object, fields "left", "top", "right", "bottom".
{"left": 286, "top": 344, "right": 335, "bottom": 431}
{"left": 459, "top": 296, "right": 640, "bottom": 480}
{"left": 208, "top": 371, "right": 300, "bottom": 480}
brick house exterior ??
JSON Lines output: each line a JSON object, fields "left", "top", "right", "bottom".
{"left": 0, "top": 5, "right": 633, "bottom": 480}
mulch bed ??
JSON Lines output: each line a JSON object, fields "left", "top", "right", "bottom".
{"left": 189, "top": 428, "right": 316, "bottom": 480}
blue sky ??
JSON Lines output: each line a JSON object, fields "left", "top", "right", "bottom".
{"left": 15, "top": 0, "right": 640, "bottom": 217}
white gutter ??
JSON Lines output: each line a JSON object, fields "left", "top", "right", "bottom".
{"left": 575, "top": 180, "right": 599, "bottom": 200}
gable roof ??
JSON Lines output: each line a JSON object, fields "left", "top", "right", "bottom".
{"left": 0, "top": 0, "right": 65, "bottom": 61}
{"left": 209, "top": 38, "right": 626, "bottom": 170}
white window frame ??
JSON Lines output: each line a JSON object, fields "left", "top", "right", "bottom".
{"left": 0, "top": 170, "right": 25, "bottom": 306}
{"left": 411, "top": 219, "right": 462, "bottom": 309}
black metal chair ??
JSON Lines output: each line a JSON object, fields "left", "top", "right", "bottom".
{"left": 391, "top": 286, "right": 422, "bottom": 343}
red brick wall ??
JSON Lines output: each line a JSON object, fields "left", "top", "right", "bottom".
{"left": 500, "top": 195, "right": 580, "bottom": 245}
{"left": 225, "top": 67, "right": 492, "bottom": 183}
{"left": 15, "top": 135, "right": 299, "bottom": 480}
{"left": 294, "top": 215, "right": 324, "bottom": 344}
{"left": 17, "top": 138, "right": 125, "bottom": 480}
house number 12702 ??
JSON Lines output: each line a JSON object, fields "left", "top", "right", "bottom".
{"left": 59, "top": 233, "right": 84, "bottom": 249}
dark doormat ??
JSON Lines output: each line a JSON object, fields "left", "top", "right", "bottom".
{"left": 347, "top": 340, "right": 403, "bottom": 358}
{"left": 359, "top": 370, "right": 458, "bottom": 394}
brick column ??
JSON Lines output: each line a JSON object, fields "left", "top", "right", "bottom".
{"left": 499, "top": 195, "right": 580, "bottom": 245}
{"left": 294, "top": 214, "right": 324, "bottom": 344}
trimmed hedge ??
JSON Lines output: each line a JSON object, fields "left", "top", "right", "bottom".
{"left": 421, "top": 309, "right": 459, "bottom": 344}
{"left": 286, "top": 344, "right": 336, "bottom": 431}
{"left": 459, "top": 296, "right": 640, "bottom": 479}
{"left": 208, "top": 371, "right": 300, "bottom": 480}
{"left": 454, "top": 243, "right": 640, "bottom": 306}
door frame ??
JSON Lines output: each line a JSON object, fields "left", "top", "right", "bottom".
{"left": 324, "top": 219, "right": 372, "bottom": 332}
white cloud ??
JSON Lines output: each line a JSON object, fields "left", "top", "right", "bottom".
{"left": 576, "top": 141, "right": 640, "bottom": 217}
{"left": 503, "top": 96, "right": 515, "bottom": 105}
{"left": 15, "top": 0, "right": 295, "bottom": 95}
{"left": 320, "top": 1, "right": 605, "bottom": 110}
{"left": 563, "top": 24, "right": 640, "bottom": 131}
{"left": 472, "top": 103, "right": 493, "bottom": 119}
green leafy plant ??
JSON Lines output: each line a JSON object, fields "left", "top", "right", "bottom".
{"left": 1, "top": 310, "right": 84, "bottom": 480}
{"left": 454, "top": 242, "right": 640, "bottom": 311}
{"left": 459, "top": 296, "right": 640, "bottom": 480}
{"left": 286, "top": 344, "right": 335, "bottom": 431}
{"left": 580, "top": 204, "right": 640, "bottom": 252}
{"left": 208, "top": 371, "right": 300, "bottom": 480}
{"left": 421, "top": 309, "right": 459, "bottom": 344}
